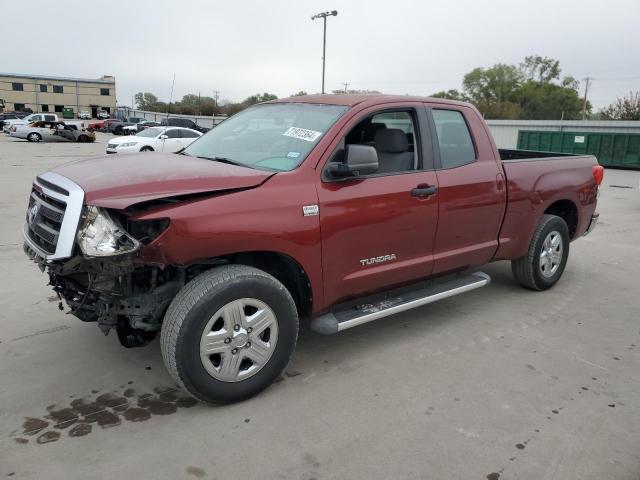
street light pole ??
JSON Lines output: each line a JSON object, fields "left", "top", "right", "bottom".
{"left": 311, "top": 10, "right": 338, "bottom": 94}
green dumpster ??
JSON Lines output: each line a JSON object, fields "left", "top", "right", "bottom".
{"left": 62, "top": 107, "right": 75, "bottom": 119}
{"left": 517, "top": 130, "right": 640, "bottom": 169}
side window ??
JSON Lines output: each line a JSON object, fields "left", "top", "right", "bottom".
{"left": 432, "top": 109, "right": 476, "bottom": 168}
{"left": 165, "top": 129, "right": 181, "bottom": 139}
{"left": 333, "top": 110, "right": 420, "bottom": 175}
{"left": 182, "top": 130, "right": 199, "bottom": 138}
{"left": 44, "top": 115, "right": 56, "bottom": 121}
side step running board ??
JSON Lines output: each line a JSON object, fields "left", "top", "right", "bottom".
{"left": 311, "top": 272, "right": 490, "bottom": 335}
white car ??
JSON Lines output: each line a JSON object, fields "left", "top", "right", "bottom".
{"left": 78, "top": 111, "right": 91, "bottom": 119}
{"left": 3, "top": 113, "right": 58, "bottom": 133}
{"left": 105, "top": 126, "right": 202, "bottom": 154}
{"left": 97, "top": 110, "right": 109, "bottom": 119}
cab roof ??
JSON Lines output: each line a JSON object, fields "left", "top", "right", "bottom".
{"left": 269, "top": 93, "right": 471, "bottom": 109}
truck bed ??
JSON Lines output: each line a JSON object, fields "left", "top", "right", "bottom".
{"left": 499, "top": 148, "right": 577, "bottom": 161}
{"left": 494, "top": 150, "right": 599, "bottom": 261}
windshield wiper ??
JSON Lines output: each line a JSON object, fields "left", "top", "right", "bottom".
{"left": 195, "top": 155, "right": 250, "bottom": 168}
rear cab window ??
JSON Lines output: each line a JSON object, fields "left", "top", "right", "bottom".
{"left": 431, "top": 109, "right": 476, "bottom": 169}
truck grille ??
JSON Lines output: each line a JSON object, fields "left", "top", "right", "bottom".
{"left": 26, "top": 189, "right": 66, "bottom": 254}
{"left": 23, "top": 172, "right": 84, "bottom": 261}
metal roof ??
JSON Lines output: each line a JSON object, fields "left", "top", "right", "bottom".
{"left": 0, "top": 72, "right": 115, "bottom": 84}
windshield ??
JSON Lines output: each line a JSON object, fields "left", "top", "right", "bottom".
{"left": 183, "top": 103, "right": 347, "bottom": 171}
{"left": 135, "top": 127, "right": 165, "bottom": 138}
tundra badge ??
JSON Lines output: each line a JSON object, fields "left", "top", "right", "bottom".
{"left": 360, "top": 254, "right": 397, "bottom": 266}
{"left": 303, "top": 205, "right": 319, "bottom": 216}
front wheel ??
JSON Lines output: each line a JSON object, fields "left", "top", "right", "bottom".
{"left": 161, "top": 265, "right": 299, "bottom": 404}
{"left": 27, "top": 132, "right": 42, "bottom": 142}
{"left": 140, "top": 146, "right": 154, "bottom": 152}
{"left": 511, "top": 214, "right": 570, "bottom": 291}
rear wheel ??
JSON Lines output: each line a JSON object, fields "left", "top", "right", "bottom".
{"left": 161, "top": 265, "right": 299, "bottom": 404}
{"left": 27, "top": 132, "right": 42, "bottom": 142}
{"left": 511, "top": 214, "right": 570, "bottom": 290}
{"left": 77, "top": 135, "right": 89, "bottom": 143}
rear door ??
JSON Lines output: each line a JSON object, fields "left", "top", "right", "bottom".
{"left": 425, "top": 104, "right": 506, "bottom": 274}
{"left": 317, "top": 103, "right": 440, "bottom": 306}
{"left": 180, "top": 128, "right": 201, "bottom": 147}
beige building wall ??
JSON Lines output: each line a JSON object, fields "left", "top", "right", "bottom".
{"left": 0, "top": 74, "right": 116, "bottom": 117}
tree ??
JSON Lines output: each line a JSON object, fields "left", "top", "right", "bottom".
{"left": 134, "top": 92, "right": 159, "bottom": 110}
{"left": 454, "top": 55, "right": 589, "bottom": 119}
{"left": 519, "top": 55, "right": 561, "bottom": 83}
{"left": 600, "top": 92, "right": 640, "bottom": 120}
{"left": 242, "top": 93, "right": 278, "bottom": 106}
{"left": 517, "top": 81, "right": 586, "bottom": 119}
{"left": 431, "top": 89, "right": 467, "bottom": 101}
{"left": 291, "top": 90, "right": 308, "bottom": 96}
{"left": 461, "top": 64, "right": 523, "bottom": 119}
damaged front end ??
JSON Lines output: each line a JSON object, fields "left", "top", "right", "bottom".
{"left": 23, "top": 172, "right": 183, "bottom": 348}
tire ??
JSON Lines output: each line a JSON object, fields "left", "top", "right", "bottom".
{"left": 511, "top": 214, "right": 570, "bottom": 291}
{"left": 114, "top": 126, "right": 123, "bottom": 135}
{"left": 27, "top": 132, "right": 42, "bottom": 142}
{"left": 140, "top": 146, "right": 154, "bottom": 152}
{"left": 77, "top": 135, "right": 89, "bottom": 143}
{"left": 161, "top": 265, "right": 299, "bottom": 404}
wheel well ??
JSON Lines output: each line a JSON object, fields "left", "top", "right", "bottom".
{"left": 545, "top": 200, "right": 578, "bottom": 238}
{"left": 187, "top": 251, "right": 313, "bottom": 319}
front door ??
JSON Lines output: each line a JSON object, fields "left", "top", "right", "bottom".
{"left": 161, "top": 128, "right": 183, "bottom": 152}
{"left": 317, "top": 105, "right": 439, "bottom": 306}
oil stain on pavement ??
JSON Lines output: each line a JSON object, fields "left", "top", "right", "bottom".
{"left": 13, "top": 384, "right": 198, "bottom": 445}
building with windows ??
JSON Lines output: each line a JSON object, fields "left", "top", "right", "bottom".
{"left": 0, "top": 73, "right": 116, "bottom": 118}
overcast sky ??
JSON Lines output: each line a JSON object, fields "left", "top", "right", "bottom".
{"left": 3, "top": 0, "right": 639, "bottom": 109}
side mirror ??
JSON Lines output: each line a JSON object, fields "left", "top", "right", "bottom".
{"left": 328, "top": 144, "right": 379, "bottom": 178}
{"left": 159, "top": 134, "right": 168, "bottom": 140}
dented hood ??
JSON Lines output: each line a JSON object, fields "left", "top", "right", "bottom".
{"left": 52, "top": 153, "right": 275, "bottom": 210}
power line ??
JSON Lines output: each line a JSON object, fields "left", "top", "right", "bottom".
{"left": 341, "top": 82, "right": 350, "bottom": 93}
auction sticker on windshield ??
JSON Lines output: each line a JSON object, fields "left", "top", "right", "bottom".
{"left": 283, "top": 127, "right": 322, "bottom": 142}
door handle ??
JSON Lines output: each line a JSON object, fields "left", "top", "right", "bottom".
{"left": 411, "top": 185, "right": 438, "bottom": 197}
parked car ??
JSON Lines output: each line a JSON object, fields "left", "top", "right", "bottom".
{"left": 160, "top": 117, "right": 210, "bottom": 133}
{"left": 22, "top": 95, "right": 603, "bottom": 404}
{"left": 0, "top": 113, "right": 20, "bottom": 129}
{"left": 88, "top": 118, "right": 120, "bottom": 131}
{"left": 11, "top": 121, "right": 94, "bottom": 143}
{"left": 78, "top": 111, "right": 91, "bottom": 120}
{"left": 106, "top": 126, "right": 201, "bottom": 153}
{"left": 97, "top": 110, "right": 109, "bottom": 119}
{"left": 122, "top": 120, "right": 160, "bottom": 135}
{"left": 3, "top": 113, "right": 58, "bottom": 133}
{"left": 108, "top": 117, "right": 145, "bottom": 135}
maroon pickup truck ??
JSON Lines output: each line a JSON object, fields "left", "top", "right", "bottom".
{"left": 23, "top": 95, "right": 603, "bottom": 403}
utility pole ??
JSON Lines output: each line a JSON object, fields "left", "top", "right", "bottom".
{"left": 341, "top": 82, "right": 350, "bottom": 93}
{"left": 311, "top": 10, "right": 338, "bottom": 94}
{"left": 167, "top": 73, "right": 176, "bottom": 119}
{"left": 582, "top": 77, "right": 592, "bottom": 120}
{"left": 212, "top": 90, "right": 220, "bottom": 108}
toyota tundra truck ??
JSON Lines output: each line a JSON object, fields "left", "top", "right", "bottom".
{"left": 22, "top": 95, "right": 603, "bottom": 403}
